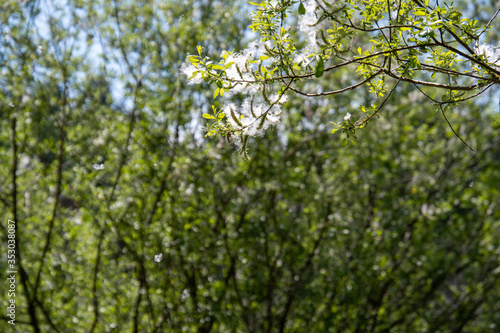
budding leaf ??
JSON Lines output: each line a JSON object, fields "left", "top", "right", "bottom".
{"left": 203, "top": 113, "right": 216, "bottom": 119}
{"left": 298, "top": 1, "right": 306, "bottom": 15}
{"left": 315, "top": 56, "right": 325, "bottom": 78}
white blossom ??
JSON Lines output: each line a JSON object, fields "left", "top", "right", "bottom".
{"left": 20, "top": 156, "right": 31, "bottom": 169}
{"left": 181, "top": 288, "right": 190, "bottom": 300}
{"left": 222, "top": 94, "right": 286, "bottom": 140}
{"left": 476, "top": 42, "right": 500, "bottom": 66}
{"left": 154, "top": 253, "right": 163, "bottom": 262}
{"left": 93, "top": 129, "right": 108, "bottom": 146}
{"left": 344, "top": 112, "right": 351, "bottom": 121}
{"left": 294, "top": 1, "right": 319, "bottom": 65}
{"left": 92, "top": 163, "right": 105, "bottom": 170}
{"left": 298, "top": 2, "right": 319, "bottom": 48}
{"left": 180, "top": 63, "right": 203, "bottom": 84}
{"left": 225, "top": 53, "right": 250, "bottom": 82}
{"left": 224, "top": 41, "right": 272, "bottom": 97}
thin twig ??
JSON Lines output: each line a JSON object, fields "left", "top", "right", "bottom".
{"left": 439, "top": 105, "right": 475, "bottom": 152}
{"left": 287, "top": 70, "right": 382, "bottom": 97}
{"left": 89, "top": 226, "right": 105, "bottom": 333}
{"left": 478, "top": 9, "right": 500, "bottom": 38}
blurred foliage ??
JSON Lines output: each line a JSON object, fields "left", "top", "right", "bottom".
{"left": 0, "top": 0, "right": 499, "bottom": 332}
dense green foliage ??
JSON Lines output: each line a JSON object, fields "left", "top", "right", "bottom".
{"left": 0, "top": 0, "right": 499, "bottom": 332}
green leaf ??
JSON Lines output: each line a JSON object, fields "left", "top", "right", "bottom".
{"left": 492, "top": 113, "right": 500, "bottom": 125}
{"left": 315, "top": 56, "right": 325, "bottom": 78}
{"left": 203, "top": 113, "right": 216, "bottom": 119}
{"left": 189, "top": 71, "right": 199, "bottom": 80}
{"left": 298, "top": 1, "right": 306, "bottom": 15}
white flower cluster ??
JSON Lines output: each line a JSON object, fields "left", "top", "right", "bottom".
{"left": 92, "top": 163, "right": 105, "bottom": 170}
{"left": 294, "top": 1, "right": 319, "bottom": 65}
{"left": 219, "top": 41, "right": 288, "bottom": 143}
{"left": 476, "top": 42, "right": 500, "bottom": 66}
{"left": 182, "top": 39, "right": 288, "bottom": 143}
{"left": 223, "top": 41, "right": 273, "bottom": 96}
{"left": 223, "top": 94, "right": 287, "bottom": 139}
{"left": 180, "top": 63, "right": 203, "bottom": 85}
{"left": 181, "top": 2, "right": 329, "bottom": 144}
